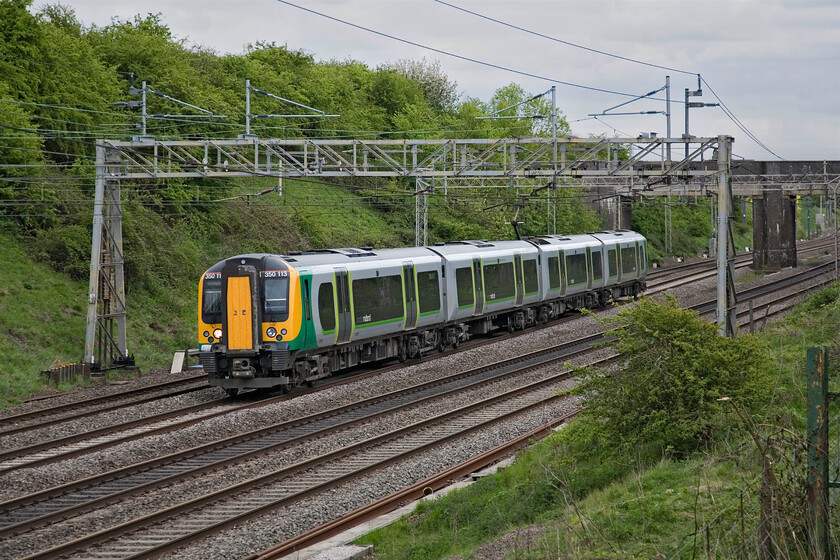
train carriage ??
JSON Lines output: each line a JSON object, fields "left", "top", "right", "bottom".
{"left": 198, "top": 231, "right": 648, "bottom": 394}
{"left": 428, "top": 239, "right": 540, "bottom": 333}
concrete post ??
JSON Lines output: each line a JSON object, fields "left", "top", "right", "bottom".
{"left": 717, "top": 136, "right": 737, "bottom": 337}
{"left": 752, "top": 188, "right": 797, "bottom": 271}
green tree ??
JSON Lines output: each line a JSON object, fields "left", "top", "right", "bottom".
{"left": 0, "top": 0, "right": 43, "bottom": 100}
{"left": 381, "top": 57, "right": 458, "bottom": 112}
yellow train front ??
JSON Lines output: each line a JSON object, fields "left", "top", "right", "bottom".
{"left": 197, "top": 254, "right": 304, "bottom": 396}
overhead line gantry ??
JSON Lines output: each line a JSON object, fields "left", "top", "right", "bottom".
{"left": 85, "top": 134, "right": 839, "bottom": 371}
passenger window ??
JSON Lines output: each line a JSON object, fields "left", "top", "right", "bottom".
{"left": 621, "top": 246, "right": 637, "bottom": 274}
{"left": 263, "top": 277, "right": 289, "bottom": 316}
{"left": 353, "top": 275, "right": 404, "bottom": 324}
{"left": 591, "top": 251, "right": 603, "bottom": 282}
{"left": 524, "top": 259, "right": 539, "bottom": 294}
{"left": 483, "top": 262, "right": 515, "bottom": 301}
{"left": 548, "top": 256, "right": 561, "bottom": 290}
{"left": 418, "top": 270, "right": 441, "bottom": 314}
{"left": 566, "top": 253, "right": 588, "bottom": 286}
{"left": 202, "top": 278, "right": 222, "bottom": 323}
{"left": 608, "top": 249, "right": 618, "bottom": 277}
{"left": 456, "top": 267, "right": 474, "bottom": 308}
{"left": 318, "top": 283, "right": 336, "bottom": 333}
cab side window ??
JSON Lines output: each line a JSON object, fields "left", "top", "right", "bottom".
{"left": 318, "top": 283, "right": 335, "bottom": 333}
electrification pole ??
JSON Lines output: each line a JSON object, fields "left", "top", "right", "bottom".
{"left": 85, "top": 144, "right": 131, "bottom": 370}
{"left": 716, "top": 135, "right": 737, "bottom": 337}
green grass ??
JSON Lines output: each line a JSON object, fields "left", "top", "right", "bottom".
{"left": 632, "top": 198, "right": 754, "bottom": 263}
{"left": 0, "top": 177, "right": 413, "bottom": 407}
{"left": 0, "top": 231, "right": 87, "bottom": 406}
{"left": 356, "top": 283, "right": 840, "bottom": 559}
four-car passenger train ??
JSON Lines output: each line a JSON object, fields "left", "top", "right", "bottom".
{"left": 198, "top": 231, "right": 648, "bottom": 395}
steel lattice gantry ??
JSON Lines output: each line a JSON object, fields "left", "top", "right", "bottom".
{"left": 87, "top": 135, "right": 741, "bottom": 369}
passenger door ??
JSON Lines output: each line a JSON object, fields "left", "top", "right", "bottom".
{"left": 559, "top": 250, "right": 567, "bottom": 296}
{"left": 334, "top": 268, "right": 352, "bottom": 344}
{"left": 225, "top": 265, "right": 259, "bottom": 351}
{"left": 472, "top": 257, "right": 485, "bottom": 315}
{"left": 513, "top": 253, "right": 524, "bottom": 306}
{"left": 403, "top": 262, "right": 417, "bottom": 330}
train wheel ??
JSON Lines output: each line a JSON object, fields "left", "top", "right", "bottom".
{"left": 224, "top": 388, "right": 239, "bottom": 397}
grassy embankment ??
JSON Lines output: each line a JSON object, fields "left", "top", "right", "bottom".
{"left": 0, "top": 177, "right": 406, "bottom": 408}
{"left": 357, "top": 287, "right": 840, "bottom": 559}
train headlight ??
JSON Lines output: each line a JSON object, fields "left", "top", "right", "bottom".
{"left": 213, "top": 328, "right": 223, "bottom": 339}
{"left": 280, "top": 328, "right": 287, "bottom": 336}
{"left": 266, "top": 327, "right": 277, "bottom": 338}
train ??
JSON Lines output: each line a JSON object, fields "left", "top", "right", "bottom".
{"left": 197, "top": 231, "right": 648, "bottom": 395}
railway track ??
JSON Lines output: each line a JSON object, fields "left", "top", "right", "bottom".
{"left": 0, "top": 374, "right": 209, "bottom": 437}
{"left": 0, "top": 245, "right": 836, "bottom": 559}
{"left": 4, "top": 334, "right": 608, "bottom": 559}
{"left": 2, "top": 257, "right": 835, "bottom": 559}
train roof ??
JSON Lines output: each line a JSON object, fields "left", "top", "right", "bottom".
{"left": 589, "top": 230, "right": 646, "bottom": 243}
{"left": 208, "top": 232, "right": 646, "bottom": 272}
{"left": 526, "top": 230, "right": 645, "bottom": 249}
{"left": 279, "top": 246, "right": 439, "bottom": 267}
{"left": 426, "top": 239, "right": 537, "bottom": 257}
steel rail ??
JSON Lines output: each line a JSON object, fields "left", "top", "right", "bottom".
{"left": 19, "top": 357, "right": 603, "bottom": 560}
{"left": 0, "top": 374, "right": 208, "bottom": 434}
{"left": 0, "top": 397, "right": 237, "bottom": 473}
{"left": 247, "top": 408, "right": 582, "bottom": 559}
{"left": 0, "top": 333, "right": 603, "bottom": 536}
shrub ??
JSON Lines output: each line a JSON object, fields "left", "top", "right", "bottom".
{"left": 578, "top": 296, "right": 771, "bottom": 456}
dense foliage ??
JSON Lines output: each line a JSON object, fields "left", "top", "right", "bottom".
{"left": 0, "top": 0, "right": 591, "bottom": 248}
{"left": 578, "top": 296, "right": 772, "bottom": 456}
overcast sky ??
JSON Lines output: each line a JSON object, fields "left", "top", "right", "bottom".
{"left": 49, "top": 0, "right": 840, "bottom": 161}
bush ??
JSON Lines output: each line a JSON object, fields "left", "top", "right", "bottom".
{"left": 578, "top": 296, "right": 771, "bottom": 456}
{"left": 34, "top": 224, "right": 92, "bottom": 280}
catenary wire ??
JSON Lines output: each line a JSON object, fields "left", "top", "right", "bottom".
{"left": 275, "top": 0, "right": 782, "bottom": 159}
{"left": 434, "top": 1, "right": 782, "bottom": 159}
{"left": 434, "top": 0, "right": 697, "bottom": 76}
{"left": 700, "top": 77, "right": 783, "bottom": 160}
{"left": 275, "top": 0, "right": 668, "bottom": 101}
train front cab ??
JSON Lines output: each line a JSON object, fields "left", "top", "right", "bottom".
{"left": 198, "top": 254, "right": 303, "bottom": 394}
